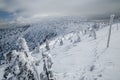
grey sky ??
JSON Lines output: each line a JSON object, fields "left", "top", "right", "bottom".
{"left": 0, "top": 0, "right": 120, "bottom": 23}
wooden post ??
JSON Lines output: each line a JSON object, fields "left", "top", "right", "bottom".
{"left": 117, "top": 18, "right": 119, "bottom": 31}
{"left": 107, "top": 14, "right": 115, "bottom": 48}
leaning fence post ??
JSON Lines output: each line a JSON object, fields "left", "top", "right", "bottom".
{"left": 107, "top": 14, "right": 115, "bottom": 48}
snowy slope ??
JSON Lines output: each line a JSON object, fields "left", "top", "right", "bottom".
{"left": 32, "top": 24, "right": 120, "bottom": 80}
{"left": 0, "top": 22, "right": 120, "bottom": 80}
{"left": 0, "top": 16, "right": 88, "bottom": 55}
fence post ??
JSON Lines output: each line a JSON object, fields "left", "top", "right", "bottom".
{"left": 107, "top": 14, "right": 115, "bottom": 48}
{"left": 117, "top": 18, "right": 120, "bottom": 31}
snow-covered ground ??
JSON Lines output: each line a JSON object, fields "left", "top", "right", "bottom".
{"left": 0, "top": 23, "right": 120, "bottom": 80}
{"left": 30, "top": 24, "right": 120, "bottom": 80}
{"left": 33, "top": 24, "right": 120, "bottom": 80}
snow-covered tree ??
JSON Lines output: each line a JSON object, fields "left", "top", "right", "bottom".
{"left": 92, "top": 23, "right": 100, "bottom": 31}
{"left": 17, "top": 37, "right": 29, "bottom": 52}
{"left": 2, "top": 37, "right": 39, "bottom": 80}
{"left": 59, "top": 38, "right": 63, "bottom": 46}
{"left": 76, "top": 32, "right": 81, "bottom": 42}
{"left": 71, "top": 32, "right": 81, "bottom": 43}
{"left": 88, "top": 25, "right": 96, "bottom": 39}
{"left": 40, "top": 51, "right": 54, "bottom": 80}
{"left": 45, "top": 39, "right": 50, "bottom": 51}
{"left": 33, "top": 43, "right": 41, "bottom": 54}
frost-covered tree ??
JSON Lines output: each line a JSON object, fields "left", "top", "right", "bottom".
{"left": 59, "top": 38, "right": 63, "bottom": 46}
{"left": 2, "top": 37, "right": 39, "bottom": 80}
{"left": 45, "top": 39, "right": 50, "bottom": 51}
{"left": 88, "top": 25, "right": 96, "bottom": 39}
{"left": 71, "top": 32, "right": 81, "bottom": 43}
{"left": 33, "top": 43, "right": 41, "bottom": 54}
{"left": 76, "top": 32, "right": 81, "bottom": 42}
{"left": 92, "top": 23, "right": 100, "bottom": 31}
{"left": 17, "top": 37, "right": 29, "bottom": 52}
{"left": 40, "top": 52, "right": 54, "bottom": 80}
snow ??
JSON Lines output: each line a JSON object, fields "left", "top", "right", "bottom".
{"left": 33, "top": 23, "right": 120, "bottom": 80}
{"left": 0, "top": 22, "right": 120, "bottom": 80}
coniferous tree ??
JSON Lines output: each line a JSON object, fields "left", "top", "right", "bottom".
{"left": 40, "top": 51, "right": 54, "bottom": 80}
{"left": 89, "top": 25, "right": 96, "bottom": 39}
{"left": 60, "top": 38, "right": 63, "bottom": 46}
{"left": 2, "top": 37, "right": 38, "bottom": 80}
{"left": 45, "top": 39, "right": 50, "bottom": 51}
{"left": 76, "top": 32, "right": 81, "bottom": 42}
{"left": 17, "top": 37, "right": 29, "bottom": 52}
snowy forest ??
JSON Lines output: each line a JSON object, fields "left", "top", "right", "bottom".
{"left": 0, "top": 0, "right": 120, "bottom": 80}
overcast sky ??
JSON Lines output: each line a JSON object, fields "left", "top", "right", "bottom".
{"left": 0, "top": 0, "right": 120, "bottom": 23}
